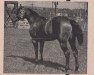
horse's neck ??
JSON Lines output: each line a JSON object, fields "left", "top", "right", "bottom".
{"left": 25, "top": 9, "right": 38, "bottom": 24}
{"left": 26, "top": 14, "right": 38, "bottom": 24}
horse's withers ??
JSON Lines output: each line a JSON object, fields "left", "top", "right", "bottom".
{"left": 51, "top": 16, "right": 72, "bottom": 42}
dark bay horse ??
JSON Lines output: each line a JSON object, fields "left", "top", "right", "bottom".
{"left": 16, "top": 6, "right": 83, "bottom": 72}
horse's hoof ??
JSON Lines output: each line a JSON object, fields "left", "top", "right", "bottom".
{"left": 65, "top": 67, "right": 72, "bottom": 73}
{"left": 65, "top": 68, "right": 69, "bottom": 73}
{"left": 65, "top": 74, "right": 70, "bottom": 75}
{"left": 75, "top": 67, "right": 79, "bottom": 72}
{"left": 75, "top": 68, "right": 79, "bottom": 73}
{"left": 39, "top": 59, "right": 43, "bottom": 63}
{"left": 75, "top": 70, "right": 79, "bottom": 74}
{"left": 35, "top": 59, "right": 38, "bottom": 62}
{"left": 40, "top": 58, "right": 43, "bottom": 61}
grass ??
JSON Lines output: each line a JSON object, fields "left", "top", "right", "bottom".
{"left": 4, "top": 27, "right": 87, "bottom": 74}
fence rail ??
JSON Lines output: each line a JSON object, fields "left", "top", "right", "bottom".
{"left": 4, "top": 6, "right": 87, "bottom": 31}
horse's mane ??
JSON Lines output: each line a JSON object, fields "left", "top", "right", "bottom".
{"left": 26, "top": 8, "right": 48, "bottom": 21}
{"left": 26, "top": 8, "right": 39, "bottom": 17}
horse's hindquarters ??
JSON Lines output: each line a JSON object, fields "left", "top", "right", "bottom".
{"left": 59, "top": 22, "right": 72, "bottom": 42}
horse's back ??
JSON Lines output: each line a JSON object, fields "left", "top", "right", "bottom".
{"left": 44, "top": 16, "right": 70, "bottom": 35}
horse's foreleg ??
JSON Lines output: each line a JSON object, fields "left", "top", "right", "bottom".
{"left": 32, "top": 40, "right": 38, "bottom": 62}
{"left": 39, "top": 41, "right": 44, "bottom": 61}
{"left": 69, "top": 37, "right": 79, "bottom": 72}
{"left": 60, "top": 42, "right": 70, "bottom": 71}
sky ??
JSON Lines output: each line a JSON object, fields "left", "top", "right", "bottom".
{"left": 18, "top": 1, "right": 87, "bottom": 9}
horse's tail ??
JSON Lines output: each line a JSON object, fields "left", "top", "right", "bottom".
{"left": 76, "top": 27, "right": 83, "bottom": 45}
{"left": 70, "top": 20, "right": 83, "bottom": 45}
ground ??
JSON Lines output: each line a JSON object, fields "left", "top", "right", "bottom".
{"left": 4, "top": 28, "right": 87, "bottom": 74}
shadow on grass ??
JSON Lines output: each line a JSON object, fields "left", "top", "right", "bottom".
{"left": 7, "top": 55, "right": 67, "bottom": 72}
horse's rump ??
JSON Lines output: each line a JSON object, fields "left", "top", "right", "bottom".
{"left": 59, "top": 22, "right": 72, "bottom": 42}
{"left": 44, "top": 16, "right": 72, "bottom": 41}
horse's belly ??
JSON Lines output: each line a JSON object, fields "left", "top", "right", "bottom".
{"left": 29, "top": 28, "right": 56, "bottom": 41}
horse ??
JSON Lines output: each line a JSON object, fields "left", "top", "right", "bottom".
{"left": 16, "top": 6, "right": 83, "bottom": 72}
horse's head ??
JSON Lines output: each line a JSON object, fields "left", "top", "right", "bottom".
{"left": 16, "top": 6, "right": 26, "bottom": 21}
{"left": 16, "top": 6, "right": 39, "bottom": 22}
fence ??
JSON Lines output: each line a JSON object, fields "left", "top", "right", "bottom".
{"left": 4, "top": 6, "right": 88, "bottom": 31}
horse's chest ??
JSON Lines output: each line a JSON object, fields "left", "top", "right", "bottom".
{"left": 29, "top": 22, "right": 44, "bottom": 38}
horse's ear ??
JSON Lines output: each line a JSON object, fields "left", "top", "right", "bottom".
{"left": 16, "top": 4, "right": 23, "bottom": 17}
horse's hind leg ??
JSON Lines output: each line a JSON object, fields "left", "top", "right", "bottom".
{"left": 69, "top": 37, "right": 79, "bottom": 71}
{"left": 32, "top": 40, "right": 38, "bottom": 62}
{"left": 59, "top": 41, "right": 70, "bottom": 71}
{"left": 39, "top": 41, "right": 44, "bottom": 61}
